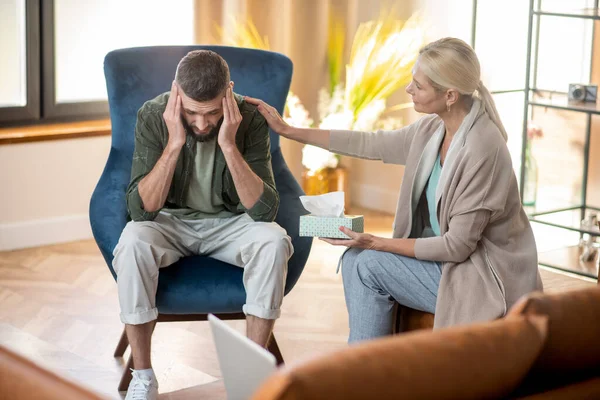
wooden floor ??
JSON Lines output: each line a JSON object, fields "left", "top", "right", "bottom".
{"left": 0, "top": 209, "right": 596, "bottom": 399}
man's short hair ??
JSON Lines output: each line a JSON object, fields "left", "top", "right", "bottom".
{"left": 175, "top": 50, "right": 230, "bottom": 102}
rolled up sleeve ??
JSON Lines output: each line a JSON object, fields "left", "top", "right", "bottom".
{"left": 126, "top": 109, "right": 163, "bottom": 222}
{"left": 414, "top": 148, "right": 501, "bottom": 262}
{"left": 414, "top": 209, "right": 491, "bottom": 262}
{"left": 235, "top": 113, "right": 279, "bottom": 222}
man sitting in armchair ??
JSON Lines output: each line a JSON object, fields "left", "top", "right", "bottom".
{"left": 112, "top": 50, "right": 294, "bottom": 400}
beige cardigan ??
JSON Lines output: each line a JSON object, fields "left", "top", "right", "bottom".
{"left": 330, "top": 99, "right": 543, "bottom": 328}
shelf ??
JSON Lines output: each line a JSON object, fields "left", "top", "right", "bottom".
{"left": 538, "top": 245, "right": 599, "bottom": 279}
{"left": 530, "top": 205, "right": 600, "bottom": 279}
{"left": 490, "top": 89, "right": 525, "bottom": 95}
{"left": 528, "top": 92, "right": 600, "bottom": 115}
{"left": 0, "top": 119, "right": 111, "bottom": 145}
{"left": 529, "top": 205, "right": 600, "bottom": 236}
{"left": 524, "top": 3, "right": 600, "bottom": 280}
{"left": 534, "top": 8, "right": 600, "bottom": 20}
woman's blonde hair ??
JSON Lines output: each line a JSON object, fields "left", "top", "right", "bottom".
{"left": 418, "top": 37, "right": 508, "bottom": 141}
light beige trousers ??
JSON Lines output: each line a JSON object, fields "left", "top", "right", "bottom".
{"left": 112, "top": 212, "right": 293, "bottom": 324}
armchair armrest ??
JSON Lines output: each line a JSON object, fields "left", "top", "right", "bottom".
{"left": 89, "top": 148, "right": 131, "bottom": 278}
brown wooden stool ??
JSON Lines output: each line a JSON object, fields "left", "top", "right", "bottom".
{"left": 393, "top": 304, "right": 434, "bottom": 333}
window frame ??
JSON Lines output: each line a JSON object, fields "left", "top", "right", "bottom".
{"left": 0, "top": 0, "right": 110, "bottom": 126}
{"left": 0, "top": 0, "right": 41, "bottom": 124}
{"left": 40, "top": 0, "right": 109, "bottom": 121}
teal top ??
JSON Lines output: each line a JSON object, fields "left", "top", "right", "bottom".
{"left": 426, "top": 153, "right": 443, "bottom": 236}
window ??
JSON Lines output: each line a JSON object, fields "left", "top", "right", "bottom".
{"left": 0, "top": 0, "right": 40, "bottom": 123}
{"left": 472, "top": 0, "right": 530, "bottom": 175}
{"left": 472, "top": 0, "right": 594, "bottom": 179}
{"left": 0, "top": 0, "right": 194, "bottom": 125}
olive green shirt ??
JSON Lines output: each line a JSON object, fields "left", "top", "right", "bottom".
{"left": 126, "top": 92, "right": 279, "bottom": 222}
{"left": 163, "top": 139, "right": 235, "bottom": 220}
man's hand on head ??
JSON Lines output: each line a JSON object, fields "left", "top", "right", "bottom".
{"left": 217, "top": 82, "right": 242, "bottom": 152}
{"left": 163, "top": 80, "right": 186, "bottom": 151}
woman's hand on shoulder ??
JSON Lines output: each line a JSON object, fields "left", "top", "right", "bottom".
{"left": 244, "top": 96, "right": 291, "bottom": 137}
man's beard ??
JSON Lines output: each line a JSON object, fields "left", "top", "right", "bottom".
{"left": 180, "top": 116, "right": 219, "bottom": 143}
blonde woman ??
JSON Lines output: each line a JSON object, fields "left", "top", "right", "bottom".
{"left": 246, "top": 38, "right": 542, "bottom": 342}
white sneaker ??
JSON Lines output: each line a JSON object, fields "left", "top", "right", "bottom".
{"left": 124, "top": 369, "right": 158, "bottom": 400}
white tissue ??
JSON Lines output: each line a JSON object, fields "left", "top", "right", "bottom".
{"left": 299, "top": 191, "right": 345, "bottom": 217}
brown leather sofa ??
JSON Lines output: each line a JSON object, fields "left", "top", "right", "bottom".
{"left": 0, "top": 346, "right": 104, "bottom": 400}
{"left": 252, "top": 286, "right": 600, "bottom": 400}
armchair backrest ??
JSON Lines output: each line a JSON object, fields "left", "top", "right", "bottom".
{"left": 92, "top": 46, "right": 293, "bottom": 272}
{"left": 104, "top": 45, "right": 292, "bottom": 160}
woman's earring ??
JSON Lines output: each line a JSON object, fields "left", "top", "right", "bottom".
{"left": 446, "top": 103, "right": 451, "bottom": 112}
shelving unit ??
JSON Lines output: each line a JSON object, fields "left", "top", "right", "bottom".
{"left": 533, "top": 8, "right": 600, "bottom": 20}
{"left": 529, "top": 206, "right": 600, "bottom": 277}
{"left": 521, "top": 0, "right": 600, "bottom": 279}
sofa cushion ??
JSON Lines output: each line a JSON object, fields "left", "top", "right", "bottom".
{"left": 251, "top": 315, "right": 547, "bottom": 400}
{"left": 506, "top": 287, "right": 600, "bottom": 395}
{"left": 513, "top": 377, "right": 600, "bottom": 400}
{"left": 507, "top": 287, "right": 600, "bottom": 375}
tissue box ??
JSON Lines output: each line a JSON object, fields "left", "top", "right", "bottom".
{"left": 299, "top": 215, "right": 364, "bottom": 239}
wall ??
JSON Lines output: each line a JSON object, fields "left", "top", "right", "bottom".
{"left": 0, "top": 136, "right": 111, "bottom": 250}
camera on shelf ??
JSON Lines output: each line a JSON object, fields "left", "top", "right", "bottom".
{"left": 568, "top": 83, "right": 597, "bottom": 103}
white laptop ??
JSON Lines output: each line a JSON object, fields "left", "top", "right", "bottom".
{"left": 208, "top": 314, "right": 277, "bottom": 400}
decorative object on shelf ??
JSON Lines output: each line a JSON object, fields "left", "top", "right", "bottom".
{"left": 579, "top": 213, "right": 599, "bottom": 263}
{"left": 523, "top": 122, "right": 543, "bottom": 207}
{"left": 568, "top": 83, "right": 598, "bottom": 103}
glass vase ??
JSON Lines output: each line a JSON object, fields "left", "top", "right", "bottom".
{"left": 302, "top": 168, "right": 330, "bottom": 196}
{"left": 301, "top": 167, "right": 350, "bottom": 209}
{"left": 523, "top": 142, "right": 538, "bottom": 207}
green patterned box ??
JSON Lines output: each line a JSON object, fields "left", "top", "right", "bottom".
{"left": 299, "top": 215, "right": 364, "bottom": 239}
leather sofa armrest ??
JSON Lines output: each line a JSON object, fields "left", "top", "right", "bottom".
{"left": 0, "top": 345, "right": 104, "bottom": 400}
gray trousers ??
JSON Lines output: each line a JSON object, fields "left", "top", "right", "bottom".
{"left": 112, "top": 212, "right": 293, "bottom": 325}
{"left": 341, "top": 248, "right": 442, "bottom": 343}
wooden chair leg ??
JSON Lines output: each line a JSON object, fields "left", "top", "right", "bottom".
{"left": 267, "top": 334, "right": 284, "bottom": 366}
{"left": 118, "top": 355, "right": 134, "bottom": 392}
{"left": 114, "top": 327, "right": 129, "bottom": 357}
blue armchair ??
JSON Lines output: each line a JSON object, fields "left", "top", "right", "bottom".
{"left": 89, "top": 46, "right": 312, "bottom": 391}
